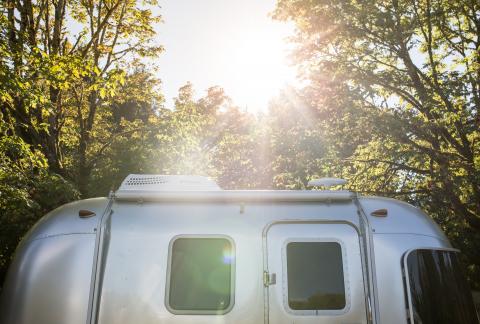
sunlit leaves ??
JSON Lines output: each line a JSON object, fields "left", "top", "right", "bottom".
{"left": 275, "top": 0, "right": 480, "bottom": 287}
{"left": 0, "top": 0, "right": 164, "bottom": 286}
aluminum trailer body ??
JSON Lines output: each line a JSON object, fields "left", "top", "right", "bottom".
{"left": 0, "top": 175, "right": 477, "bottom": 324}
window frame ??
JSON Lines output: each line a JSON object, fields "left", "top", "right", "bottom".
{"left": 281, "top": 238, "right": 351, "bottom": 316}
{"left": 402, "top": 247, "right": 461, "bottom": 324}
{"left": 165, "top": 234, "right": 236, "bottom": 315}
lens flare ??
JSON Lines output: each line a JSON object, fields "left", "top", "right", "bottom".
{"left": 222, "top": 247, "right": 234, "bottom": 264}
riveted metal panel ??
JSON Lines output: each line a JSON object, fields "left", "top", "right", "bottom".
{"left": 372, "top": 233, "right": 448, "bottom": 324}
{"left": 24, "top": 198, "right": 109, "bottom": 242}
{"left": 96, "top": 201, "right": 361, "bottom": 324}
{"left": 358, "top": 197, "right": 448, "bottom": 241}
{"left": 0, "top": 234, "right": 96, "bottom": 324}
{"left": 265, "top": 222, "right": 367, "bottom": 324}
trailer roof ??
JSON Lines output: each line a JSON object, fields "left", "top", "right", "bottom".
{"left": 115, "top": 174, "right": 353, "bottom": 202}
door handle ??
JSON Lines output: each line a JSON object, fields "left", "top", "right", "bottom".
{"left": 263, "top": 271, "right": 276, "bottom": 286}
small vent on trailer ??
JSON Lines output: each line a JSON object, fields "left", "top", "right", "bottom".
{"left": 124, "top": 176, "right": 169, "bottom": 186}
{"left": 117, "top": 174, "right": 221, "bottom": 192}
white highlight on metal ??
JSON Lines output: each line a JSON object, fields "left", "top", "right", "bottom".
{"left": 307, "top": 177, "right": 347, "bottom": 189}
{"left": 118, "top": 174, "right": 221, "bottom": 192}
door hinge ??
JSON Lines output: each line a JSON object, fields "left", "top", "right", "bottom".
{"left": 263, "top": 271, "right": 276, "bottom": 287}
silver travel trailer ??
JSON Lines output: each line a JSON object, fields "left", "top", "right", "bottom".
{"left": 0, "top": 174, "right": 478, "bottom": 324}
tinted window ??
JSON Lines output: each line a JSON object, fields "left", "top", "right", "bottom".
{"left": 406, "top": 249, "right": 478, "bottom": 324}
{"left": 168, "top": 237, "right": 233, "bottom": 313}
{"left": 287, "top": 242, "right": 346, "bottom": 310}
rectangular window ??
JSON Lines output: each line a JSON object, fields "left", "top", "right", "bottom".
{"left": 166, "top": 236, "right": 234, "bottom": 314}
{"left": 286, "top": 241, "right": 346, "bottom": 311}
{"left": 405, "top": 249, "right": 478, "bottom": 324}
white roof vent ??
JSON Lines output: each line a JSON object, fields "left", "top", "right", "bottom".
{"left": 307, "top": 177, "right": 347, "bottom": 189}
{"left": 117, "top": 174, "right": 221, "bottom": 193}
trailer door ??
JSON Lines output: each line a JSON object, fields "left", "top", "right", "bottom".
{"left": 265, "top": 222, "right": 368, "bottom": 324}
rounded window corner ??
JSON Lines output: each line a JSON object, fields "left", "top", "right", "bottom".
{"left": 165, "top": 235, "right": 236, "bottom": 315}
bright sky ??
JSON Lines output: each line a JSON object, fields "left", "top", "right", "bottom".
{"left": 155, "top": 0, "right": 297, "bottom": 112}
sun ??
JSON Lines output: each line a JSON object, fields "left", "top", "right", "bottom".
{"left": 157, "top": 0, "right": 298, "bottom": 113}
{"left": 224, "top": 22, "right": 298, "bottom": 112}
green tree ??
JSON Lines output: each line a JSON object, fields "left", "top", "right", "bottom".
{"left": 1, "top": 0, "right": 163, "bottom": 194}
{"left": 0, "top": 0, "right": 163, "bottom": 288}
{"left": 0, "top": 125, "right": 79, "bottom": 288}
{"left": 86, "top": 66, "right": 164, "bottom": 196}
{"left": 267, "top": 87, "right": 328, "bottom": 189}
{"left": 274, "top": 0, "right": 480, "bottom": 286}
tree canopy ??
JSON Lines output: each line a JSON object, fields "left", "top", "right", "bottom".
{"left": 274, "top": 0, "right": 480, "bottom": 286}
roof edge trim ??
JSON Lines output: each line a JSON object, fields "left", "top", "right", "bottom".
{"left": 113, "top": 190, "right": 354, "bottom": 203}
